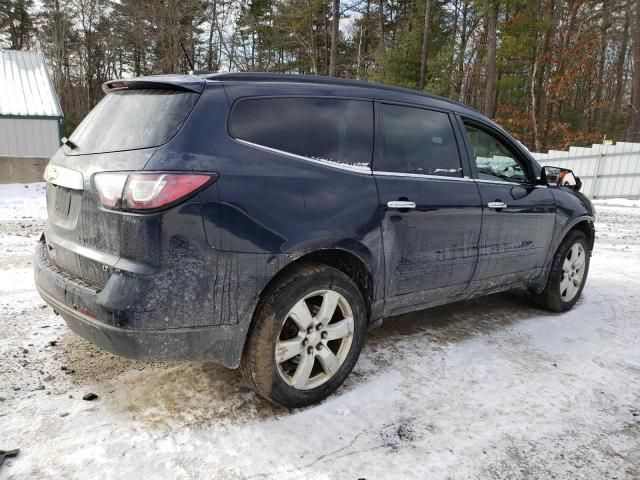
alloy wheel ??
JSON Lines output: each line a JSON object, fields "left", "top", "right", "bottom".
{"left": 560, "top": 242, "right": 586, "bottom": 302}
{"left": 275, "top": 289, "right": 354, "bottom": 390}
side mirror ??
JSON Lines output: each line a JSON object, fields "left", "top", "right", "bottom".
{"left": 541, "top": 166, "right": 582, "bottom": 192}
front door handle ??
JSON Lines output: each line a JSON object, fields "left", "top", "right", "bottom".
{"left": 487, "top": 201, "right": 508, "bottom": 209}
{"left": 387, "top": 200, "right": 416, "bottom": 209}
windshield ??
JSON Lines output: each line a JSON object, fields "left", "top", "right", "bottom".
{"left": 66, "top": 89, "right": 199, "bottom": 155}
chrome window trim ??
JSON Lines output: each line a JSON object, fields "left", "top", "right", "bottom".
{"left": 372, "top": 170, "right": 474, "bottom": 181}
{"left": 373, "top": 171, "right": 547, "bottom": 188}
{"left": 235, "top": 139, "right": 547, "bottom": 186}
{"left": 234, "top": 138, "right": 373, "bottom": 175}
{"left": 43, "top": 164, "right": 84, "bottom": 190}
{"left": 475, "top": 178, "right": 547, "bottom": 188}
{"left": 474, "top": 178, "right": 527, "bottom": 186}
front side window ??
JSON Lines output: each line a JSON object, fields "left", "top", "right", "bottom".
{"left": 229, "top": 97, "right": 373, "bottom": 167}
{"left": 464, "top": 124, "right": 529, "bottom": 184}
{"left": 376, "top": 104, "right": 463, "bottom": 176}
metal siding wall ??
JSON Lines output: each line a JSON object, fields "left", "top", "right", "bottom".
{"left": 0, "top": 51, "right": 64, "bottom": 118}
{"left": 0, "top": 118, "right": 59, "bottom": 157}
{"left": 533, "top": 142, "right": 640, "bottom": 199}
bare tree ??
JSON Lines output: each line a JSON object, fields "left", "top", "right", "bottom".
{"left": 329, "top": 0, "right": 340, "bottom": 75}
{"left": 629, "top": 0, "right": 640, "bottom": 139}
{"left": 418, "top": 0, "right": 432, "bottom": 90}
{"left": 614, "top": 0, "right": 631, "bottom": 109}
{"left": 483, "top": 1, "right": 498, "bottom": 118}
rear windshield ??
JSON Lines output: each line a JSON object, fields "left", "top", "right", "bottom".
{"left": 66, "top": 89, "right": 199, "bottom": 155}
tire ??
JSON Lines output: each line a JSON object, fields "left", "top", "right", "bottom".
{"left": 537, "top": 230, "right": 590, "bottom": 312}
{"left": 240, "top": 262, "right": 367, "bottom": 408}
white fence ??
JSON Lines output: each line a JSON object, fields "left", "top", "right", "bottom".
{"left": 531, "top": 142, "right": 640, "bottom": 199}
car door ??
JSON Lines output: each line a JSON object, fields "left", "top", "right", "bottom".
{"left": 458, "top": 118, "right": 556, "bottom": 289}
{"left": 373, "top": 102, "right": 483, "bottom": 315}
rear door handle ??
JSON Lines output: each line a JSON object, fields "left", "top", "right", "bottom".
{"left": 387, "top": 201, "right": 416, "bottom": 209}
{"left": 487, "top": 201, "right": 508, "bottom": 209}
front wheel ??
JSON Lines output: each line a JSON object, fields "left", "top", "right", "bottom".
{"left": 240, "top": 263, "right": 367, "bottom": 408}
{"left": 537, "top": 230, "right": 590, "bottom": 312}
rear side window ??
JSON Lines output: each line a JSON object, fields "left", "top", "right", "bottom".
{"left": 67, "top": 89, "right": 199, "bottom": 155}
{"left": 229, "top": 97, "right": 373, "bottom": 167}
{"left": 377, "top": 104, "right": 462, "bottom": 177}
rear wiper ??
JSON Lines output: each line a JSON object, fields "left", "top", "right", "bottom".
{"left": 61, "top": 137, "right": 78, "bottom": 150}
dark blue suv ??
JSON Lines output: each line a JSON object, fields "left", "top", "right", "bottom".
{"left": 35, "top": 73, "right": 595, "bottom": 407}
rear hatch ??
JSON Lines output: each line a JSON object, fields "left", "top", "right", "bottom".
{"left": 43, "top": 77, "right": 204, "bottom": 287}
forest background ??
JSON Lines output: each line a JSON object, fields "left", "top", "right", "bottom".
{"left": 2, "top": 0, "right": 639, "bottom": 151}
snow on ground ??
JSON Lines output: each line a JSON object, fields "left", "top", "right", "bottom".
{"left": 0, "top": 185, "right": 639, "bottom": 479}
{"left": 0, "top": 183, "right": 46, "bottom": 222}
{"left": 593, "top": 197, "right": 640, "bottom": 209}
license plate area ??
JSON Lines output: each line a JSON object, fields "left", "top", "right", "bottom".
{"left": 54, "top": 186, "right": 73, "bottom": 217}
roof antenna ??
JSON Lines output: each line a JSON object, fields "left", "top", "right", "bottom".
{"left": 179, "top": 39, "right": 195, "bottom": 73}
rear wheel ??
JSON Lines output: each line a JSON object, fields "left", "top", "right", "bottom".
{"left": 537, "top": 230, "right": 590, "bottom": 312}
{"left": 240, "top": 263, "right": 367, "bottom": 408}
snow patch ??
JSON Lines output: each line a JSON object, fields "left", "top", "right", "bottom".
{"left": 0, "top": 182, "right": 47, "bottom": 221}
{"left": 1, "top": 189, "right": 639, "bottom": 478}
{"left": 593, "top": 197, "right": 640, "bottom": 208}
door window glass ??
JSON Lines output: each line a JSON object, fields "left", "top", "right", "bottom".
{"left": 377, "top": 104, "right": 463, "bottom": 176}
{"left": 464, "top": 124, "right": 529, "bottom": 183}
{"left": 229, "top": 97, "right": 373, "bottom": 167}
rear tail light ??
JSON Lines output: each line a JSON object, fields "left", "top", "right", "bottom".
{"left": 94, "top": 173, "right": 128, "bottom": 208}
{"left": 94, "top": 172, "right": 216, "bottom": 212}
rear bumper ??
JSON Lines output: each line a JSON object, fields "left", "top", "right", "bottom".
{"left": 37, "top": 288, "right": 244, "bottom": 365}
{"left": 34, "top": 238, "right": 249, "bottom": 367}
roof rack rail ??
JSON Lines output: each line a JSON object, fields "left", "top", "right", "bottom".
{"left": 204, "top": 72, "right": 474, "bottom": 112}
{"left": 206, "top": 72, "right": 375, "bottom": 87}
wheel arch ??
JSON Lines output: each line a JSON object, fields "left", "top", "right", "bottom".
{"left": 239, "top": 249, "right": 374, "bottom": 407}
{"left": 562, "top": 216, "right": 596, "bottom": 253}
{"left": 257, "top": 248, "right": 375, "bottom": 321}
{"left": 529, "top": 215, "right": 595, "bottom": 294}
{"left": 236, "top": 248, "right": 376, "bottom": 367}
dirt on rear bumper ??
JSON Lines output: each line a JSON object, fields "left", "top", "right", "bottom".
{"left": 34, "top": 238, "right": 248, "bottom": 367}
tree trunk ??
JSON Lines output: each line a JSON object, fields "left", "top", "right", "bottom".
{"left": 207, "top": 0, "right": 217, "bottom": 71}
{"left": 531, "top": 59, "right": 541, "bottom": 152}
{"left": 323, "top": 5, "right": 329, "bottom": 74}
{"left": 593, "top": 0, "right": 609, "bottom": 129}
{"left": 628, "top": 0, "right": 640, "bottom": 140}
{"left": 378, "top": 0, "right": 384, "bottom": 49}
{"left": 363, "top": 0, "right": 371, "bottom": 74}
{"left": 444, "top": 0, "right": 460, "bottom": 98}
{"left": 530, "top": 0, "right": 544, "bottom": 153}
{"left": 483, "top": 1, "right": 498, "bottom": 118}
{"left": 537, "top": 0, "right": 561, "bottom": 149}
{"left": 329, "top": 0, "right": 340, "bottom": 76}
{"left": 309, "top": 6, "right": 317, "bottom": 74}
{"left": 614, "top": 0, "right": 631, "bottom": 109}
{"left": 357, "top": 23, "right": 364, "bottom": 79}
{"left": 418, "top": 0, "right": 432, "bottom": 90}
{"left": 456, "top": 0, "right": 470, "bottom": 101}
